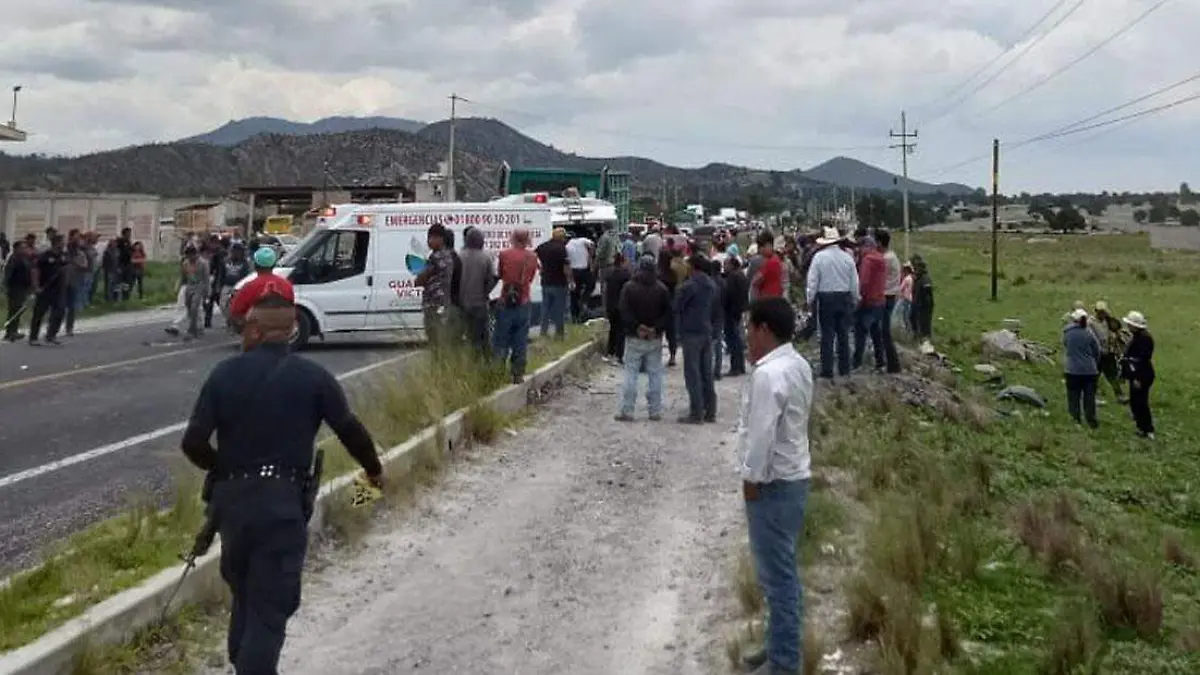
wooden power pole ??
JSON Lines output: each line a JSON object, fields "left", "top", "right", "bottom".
{"left": 990, "top": 139, "right": 1000, "bottom": 301}
{"left": 889, "top": 111, "right": 918, "bottom": 260}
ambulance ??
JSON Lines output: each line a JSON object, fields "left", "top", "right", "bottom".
{"left": 235, "top": 199, "right": 553, "bottom": 347}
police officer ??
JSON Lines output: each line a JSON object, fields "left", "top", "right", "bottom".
{"left": 28, "top": 234, "right": 69, "bottom": 346}
{"left": 180, "top": 291, "right": 385, "bottom": 674}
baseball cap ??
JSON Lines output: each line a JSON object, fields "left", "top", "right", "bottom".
{"left": 253, "top": 247, "right": 278, "bottom": 268}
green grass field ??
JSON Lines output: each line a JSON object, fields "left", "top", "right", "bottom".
{"left": 0, "top": 261, "right": 179, "bottom": 320}
{"left": 807, "top": 231, "right": 1200, "bottom": 673}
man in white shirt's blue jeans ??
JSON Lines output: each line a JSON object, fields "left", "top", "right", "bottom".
{"left": 737, "top": 296, "right": 814, "bottom": 675}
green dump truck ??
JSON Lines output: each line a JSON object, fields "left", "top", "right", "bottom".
{"left": 497, "top": 163, "right": 630, "bottom": 231}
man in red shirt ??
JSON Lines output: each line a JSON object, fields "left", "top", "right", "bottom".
{"left": 494, "top": 228, "right": 539, "bottom": 384}
{"left": 752, "top": 232, "right": 784, "bottom": 299}
{"left": 852, "top": 236, "right": 887, "bottom": 371}
{"left": 229, "top": 247, "right": 295, "bottom": 331}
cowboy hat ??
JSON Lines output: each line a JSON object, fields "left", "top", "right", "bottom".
{"left": 1093, "top": 300, "right": 1109, "bottom": 313}
{"left": 1122, "top": 310, "right": 1147, "bottom": 329}
{"left": 1069, "top": 308, "right": 1088, "bottom": 322}
{"left": 815, "top": 226, "right": 842, "bottom": 246}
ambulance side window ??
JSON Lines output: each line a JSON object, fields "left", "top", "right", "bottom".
{"left": 306, "top": 231, "right": 370, "bottom": 283}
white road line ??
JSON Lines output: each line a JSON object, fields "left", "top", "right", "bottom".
{"left": 0, "top": 351, "right": 418, "bottom": 490}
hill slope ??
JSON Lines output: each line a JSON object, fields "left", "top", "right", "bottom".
{"left": 183, "top": 116, "right": 427, "bottom": 146}
{"left": 0, "top": 118, "right": 975, "bottom": 201}
{"left": 804, "top": 156, "right": 974, "bottom": 196}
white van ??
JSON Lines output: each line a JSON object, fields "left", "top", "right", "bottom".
{"left": 237, "top": 201, "right": 552, "bottom": 346}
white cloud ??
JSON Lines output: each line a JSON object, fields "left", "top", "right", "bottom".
{"left": 2, "top": 0, "right": 1197, "bottom": 193}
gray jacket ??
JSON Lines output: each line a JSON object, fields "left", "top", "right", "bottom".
{"left": 1062, "top": 323, "right": 1101, "bottom": 376}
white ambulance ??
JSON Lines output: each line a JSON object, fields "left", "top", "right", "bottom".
{"left": 237, "top": 200, "right": 553, "bottom": 346}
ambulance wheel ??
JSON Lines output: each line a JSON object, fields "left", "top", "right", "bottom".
{"left": 291, "top": 309, "right": 314, "bottom": 349}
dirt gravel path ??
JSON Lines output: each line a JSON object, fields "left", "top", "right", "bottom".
{"left": 263, "top": 358, "right": 749, "bottom": 675}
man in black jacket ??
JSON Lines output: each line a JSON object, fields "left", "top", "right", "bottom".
{"left": 603, "top": 252, "right": 631, "bottom": 364}
{"left": 615, "top": 255, "right": 672, "bottom": 421}
{"left": 3, "top": 241, "right": 33, "bottom": 342}
{"left": 723, "top": 256, "right": 750, "bottom": 375}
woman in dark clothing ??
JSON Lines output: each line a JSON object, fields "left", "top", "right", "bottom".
{"left": 1120, "top": 310, "right": 1156, "bottom": 439}
{"left": 910, "top": 255, "right": 935, "bottom": 340}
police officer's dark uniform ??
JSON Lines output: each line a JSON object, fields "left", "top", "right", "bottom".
{"left": 181, "top": 293, "right": 384, "bottom": 674}
{"left": 28, "top": 235, "right": 69, "bottom": 346}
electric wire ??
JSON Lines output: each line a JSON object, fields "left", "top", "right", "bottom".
{"left": 922, "top": 88, "right": 1200, "bottom": 178}
{"left": 916, "top": 0, "right": 1070, "bottom": 117}
{"left": 923, "top": 0, "right": 1088, "bottom": 128}
{"left": 976, "top": 0, "right": 1173, "bottom": 116}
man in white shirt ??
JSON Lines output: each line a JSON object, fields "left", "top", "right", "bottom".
{"left": 875, "top": 229, "right": 902, "bottom": 373}
{"left": 736, "top": 296, "right": 814, "bottom": 675}
{"left": 566, "top": 234, "right": 594, "bottom": 323}
{"left": 804, "top": 227, "right": 859, "bottom": 380}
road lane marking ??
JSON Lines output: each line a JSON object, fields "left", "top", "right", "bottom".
{"left": 0, "top": 342, "right": 234, "bottom": 391}
{"left": 0, "top": 351, "right": 418, "bottom": 490}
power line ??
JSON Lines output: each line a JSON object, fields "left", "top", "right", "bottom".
{"left": 1010, "top": 89, "right": 1200, "bottom": 148}
{"left": 923, "top": 88, "right": 1200, "bottom": 178}
{"left": 916, "top": 0, "right": 1070, "bottom": 117}
{"left": 923, "top": 0, "right": 1088, "bottom": 128}
{"left": 1027, "top": 69, "right": 1200, "bottom": 138}
{"left": 460, "top": 98, "right": 890, "bottom": 153}
{"left": 977, "top": 0, "right": 1173, "bottom": 116}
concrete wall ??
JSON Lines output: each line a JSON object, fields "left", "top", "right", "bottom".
{"left": 0, "top": 193, "right": 252, "bottom": 260}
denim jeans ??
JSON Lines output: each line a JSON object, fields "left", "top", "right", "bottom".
{"left": 618, "top": 337, "right": 664, "bottom": 417}
{"left": 746, "top": 478, "right": 810, "bottom": 672}
{"left": 724, "top": 315, "right": 746, "bottom": 374}
{"left": 493, "top": 304, "right": 531, "bottom": 377}
{"left": 880, "top": 296, "right": 901, "bottom": 373}
{"left": 852, "top": 304, "right": 886, "bottom": 371}
{"left": 540, "top": 285, "right": 568, "bottom": 339}
{"left": 816, "top": 291, "right": 853, "bottom": 378}
{"left": 461, "top": 305, "right": 490, "bottom": 358}
{"left": 680, "top": 333, "right": 716, "bottom": 419}
{"left": 712, "top": 327, "right": 724, "bottom": 380}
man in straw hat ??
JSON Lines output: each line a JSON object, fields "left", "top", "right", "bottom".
{"left": 804, "top": 226, "right": 859, "bottom": 380}
{"left": 181, "top": 291, "right": 384, "bottom": 674}
{"left": 1091, "top": 300, "right": 1128, "bottom": 403}
{"left": 1119, "top": 309, "right": 1155, "bottom": 440}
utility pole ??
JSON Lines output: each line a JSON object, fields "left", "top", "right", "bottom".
{"left": 10, "top": 85, "right": 21, "bottom": 127}
{"left": 321, "top": 159, "right": 330, "bottom": 207}
{"left": 990, "top": 139, "right": 1000, "bottom": 301}
{"left": 889, "top": 111, "right": 918, "bottom": 260}
{"left": 447, "top": 93, "right": 468, "bottom": 202}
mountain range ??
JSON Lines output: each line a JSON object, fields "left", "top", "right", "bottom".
{"left": 0, "top": 115, "right": 976, "bottom": 201}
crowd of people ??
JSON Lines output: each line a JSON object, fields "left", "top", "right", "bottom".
{"left": 1, "top": 227, "right": 149, "bottom": 344}
{"left": 1061, "top": 300, "right": 1156, "bottom": 439}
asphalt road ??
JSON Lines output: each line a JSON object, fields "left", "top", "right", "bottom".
{"left": 0, "top": 322, "right": 415, "bottom": 575}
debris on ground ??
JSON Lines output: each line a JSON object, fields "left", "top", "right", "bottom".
{"left": 981, "top": 328, "right": 1054, "bottom": 363}
{"left": 997, "top": 384, "right": 1048, "bottom": 408}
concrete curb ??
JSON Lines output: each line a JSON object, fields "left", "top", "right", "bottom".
{"left": 0, "top": 339, "right": 598, "bottom": 675}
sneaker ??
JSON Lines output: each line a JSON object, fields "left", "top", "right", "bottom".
{"left": 614, "top": 413, "right": 634, "bottom": 422}
{"left": 741, "top": 649, "right": 767, "bottom": 671}
{"left": 28, "top": 338, "right": 40, "bottom": 346}
{"left": 512, "top": 375, "right": 525, "bottom": 385}
{"left": 45, "top": 337, "right": 62, "bottom": 346}
{"left": 677, "top": 416, "right": 703, "bottom": 425}
{"left": 648, "top": 413, "right": 662, "bottom": 421}
{"left": 703, "top": 415, "right": 717, "bottom": 423}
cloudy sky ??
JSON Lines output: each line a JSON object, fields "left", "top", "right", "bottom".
{"left": 2, "top": 0, "right": 1196, "bottom": 193}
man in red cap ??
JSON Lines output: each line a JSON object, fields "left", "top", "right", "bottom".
{"left": 229, "top": 246, "right": 294, "bottom": 332}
